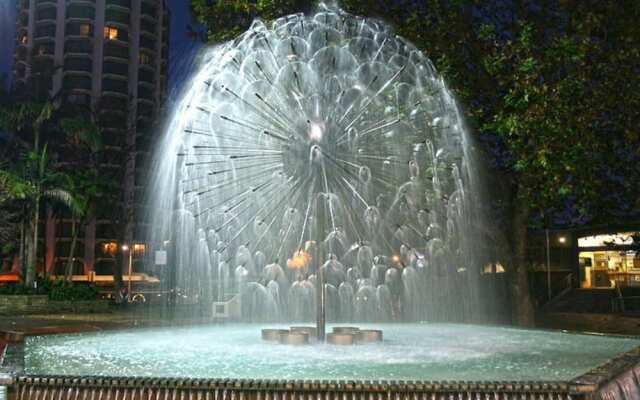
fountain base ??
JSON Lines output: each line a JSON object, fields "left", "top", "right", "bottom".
{"left": 261, "top": 326, "right": 383, "bottom": 345}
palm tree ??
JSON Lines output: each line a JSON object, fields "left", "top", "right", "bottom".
{"left": 53, "top": 171, "right": 110, "bottom": 284}
{"left": 0, "top": 147, "right": 79, "bottom": 287}
{"left": 57, "top": 115, "right": 107, "bottom": 283}
{"left": 0, "top": 100, "right": 74, "bottom": 288}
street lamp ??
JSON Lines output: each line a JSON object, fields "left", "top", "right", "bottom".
{"left": 122, "top": 244, "right": 133, "bottom": 300}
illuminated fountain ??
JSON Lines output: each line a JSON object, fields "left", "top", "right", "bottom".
{"left": 1, "top": 5, "right": 640, "bottom": 400}
{"left": 148, "top": 3, "right": 490, "bottom": 329}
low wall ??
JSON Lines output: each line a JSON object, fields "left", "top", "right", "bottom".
{"left": 0, "top": 295, "right": 109, "bottom": 315}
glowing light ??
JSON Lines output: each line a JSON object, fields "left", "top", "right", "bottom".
{"left": 287, "top": 250, "right": 311, "bottom": 269}
{"left": 121, "top": 244, "right": 129, "bottom": 251}
{"left": 133, "top": 244, "right": 146, "bottom": 253}
{"left": 104, "top": 26, "right": 118, "bottom": 40}
{"left": 102, "top": 242, "right": 117, "bottom": 256}
{"left": 309, "top": 122, "right": 324, "bottom": 142}
{"left": 392, "top": 255, "right": 400, "bottom": 263}
{"left": 558, "top": 236, "right": 566, "bottom": 244}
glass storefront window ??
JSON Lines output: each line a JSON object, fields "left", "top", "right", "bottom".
{"left": 579, "top": 250, "right": 640, "bottom": 288}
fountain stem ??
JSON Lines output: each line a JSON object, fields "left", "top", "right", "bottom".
{"left": 316, "top": 197, "right": 326, "bottom": 342}
{"left": 316, "top": 257, "right": 326, "bottom": 341}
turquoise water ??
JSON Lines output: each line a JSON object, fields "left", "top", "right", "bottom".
{"left": 21, "top": 323, "right": 639, "bottom": 381}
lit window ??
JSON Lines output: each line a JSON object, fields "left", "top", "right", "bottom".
{"left": 104, "top": 26, "right": 119, "bottom": 40}
{"left": 79, "top": 24, "right": 91, "bottom": 37}
{"left": 20, "top": 35, "right": 28, "bottom": 44}
{"left": 481, "top": 262, "right": 505, "bottom": 274}
{"left": 102, "top": 242, "right": 117, "bottom": 256}
{"left": 139, "top": 52, "right": 150, "bottom": 65}
{"left": 133, "top": 243, "right": 146, "bottom": 257}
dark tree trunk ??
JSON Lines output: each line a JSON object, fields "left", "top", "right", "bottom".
{"left": 508, "top": 185, "right": 536, "bottom": 327}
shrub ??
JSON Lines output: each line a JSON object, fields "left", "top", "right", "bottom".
{"left": 48, "top": 280, "right": 98, "bottom": 301}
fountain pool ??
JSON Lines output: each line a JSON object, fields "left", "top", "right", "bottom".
{"left": 4, "top": 324, "right": 639, "bottom": 382}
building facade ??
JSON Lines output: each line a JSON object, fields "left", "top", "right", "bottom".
{"left": 12, "top": 0, "right": 169, "bottom": 276}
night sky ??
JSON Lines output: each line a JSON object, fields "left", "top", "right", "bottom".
{"left": 0, "top": 0, "right": 202, "bottom": 95}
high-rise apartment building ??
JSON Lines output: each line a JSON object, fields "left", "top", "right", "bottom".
{"left": 12, "top": 0, "right": 169, "bottom": 276}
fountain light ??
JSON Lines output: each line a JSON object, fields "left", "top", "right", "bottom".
{"left": 308, "top": 122, "right": 324, "bottom": 142}
{"left": 286, "top": 250, "right": 311, "bottom": 269}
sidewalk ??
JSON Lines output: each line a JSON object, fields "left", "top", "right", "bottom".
{"left": 0, "top": 307, "right": 215, "bottom": 342}
{"left": 537, "top": 311, "right": 640, "bottom": 336}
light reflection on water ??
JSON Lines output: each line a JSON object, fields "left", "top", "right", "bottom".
{"left": 22, "top": 323, "right": 639, "bottom": 381}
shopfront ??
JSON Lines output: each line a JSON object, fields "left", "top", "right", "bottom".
{"left": 577, "top": 232, "right": 640, "bottom": 288}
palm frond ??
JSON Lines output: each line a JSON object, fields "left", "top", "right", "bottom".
{"left": 44, "top": 188, "right": 73, "bottom": 208}
{"left": 44, "top": 188, "right": 85, "bottom": 217}
{"left": 0, "top": 168, "right": 34, "bottom": 199}
{"left": 34, "top": 102, "right": 53, "bottom": 130}
{"left": 59, "top": 116, "right": 103, "bottom": 151}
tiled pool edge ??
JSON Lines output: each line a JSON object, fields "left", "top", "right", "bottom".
{"left": 1, "top": 346, "right": 639, "bottom": 400}
{"left": 570, "top": 345, "right": 640, "bottom": 398}
{"left": 2, "top": 332, "right": 640, "bottom": 400}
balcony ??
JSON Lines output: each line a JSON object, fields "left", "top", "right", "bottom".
{"left": 100, "top": 95, "right": 128, "bottom": 111}
{"left": 103, "top": 42, "right": 129, "bottom": 60}
{"left": 138, "top": 69, "right": 154, "bottom": 85}
{"left": 33, "top": 43, "right": 55, "bottom": 58}
{"left": 35, "top": 0, "right": 57, "bottom": 8}
{"left": 32, "top": 56, "right": 55, "bottom": 73}
{"left": 140, "top": 2, "right": 157, "bottom": 19}
{"left": 65, "top": 38, "right": 93, "bottom": 55}
{"left": 65, "top": 22, "right": 93, "bottom": 38}
{"left": 16, "top": 46, "right": 28, "bottom": 60}
{"left": 65, "top": 92, "right": 91, "bottom": 106}
{"left": 106, "top": 0, "right": 131, "bottom": 10}
{"left": 66, "top": 4, "right": 95, "bottom": 21}
{"left": 64, "top": 57, "right": 93, "bottom": 74}
{"left": 67, "top": 0, "right": 96, "bottom": 5}
{"left": 15, "top": 63, "right": 27, "bottom": 79}
{"left": 138, "top": 51, "right": 155, "bottom": 68}
{"left": 105, "top": 9, "right": 129, "bottom": 25}
{"left": 63, "top": 75, "right": 92, "bottom": 92}
{"left": 35, "top": 7, "right": 57, "bottom": 23}
{"left": 34, "top": 24, "right": 56, "bottom": 40}
{"left": 101, "top": 89, "right": 128, "bottom": 100}
{"left": 140, "top": 19, "right": 156, "bottom": 35}
{"left": 139, "top": 35, "right": 156, "bottom": 52}
{"left": 100, "top": 110, "right": 128, "bottom": 129}
{"left": 137, "top": 93, "right": 155, "bottom": 104}
{"left": 103, "top": 61, "right": 129, "bottom": 77}
{"left": 102, "top": 77, "right": 129, "bottom": 94}
{"left": 18, "top": 13, "right": 29, "bottom": 27}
